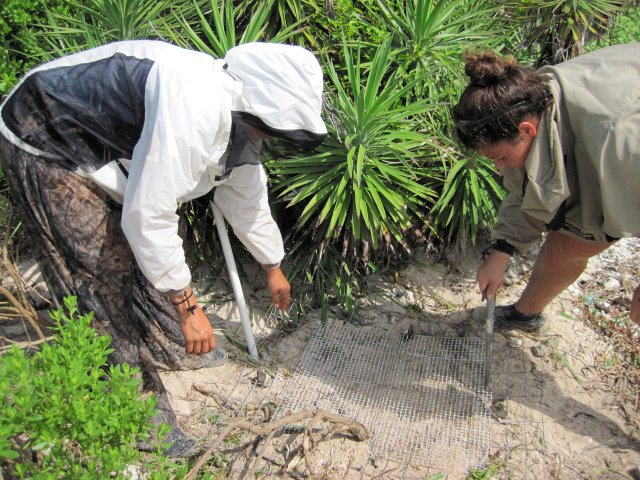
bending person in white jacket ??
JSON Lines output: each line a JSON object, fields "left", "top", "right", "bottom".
{"left": 0, "top": 40, "right": 327, "bottom": 455}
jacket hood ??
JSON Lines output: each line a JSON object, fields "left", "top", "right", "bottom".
{"left": 224, "top": 42, "right": 327, "bottom": 146}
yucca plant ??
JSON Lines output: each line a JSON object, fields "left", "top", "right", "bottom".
{"left": 361, "top": 0, "right": 503, "bottom": 143}
{"left": 507, "top": 0, "right": 624, "bottom": 65}
{"left": 236, "top": 0, "right": 320, "bottom": 47}
{"left": 358, "top": 0, "right": 510, "bottom": 250}
{"left": 432, "top": 152, "right": 505, "bottom": 249}
{"left": 367, "top": 0, "right": 500, "bottom": 91}
{"left": 68, "top": 0, "right": 179, "bottom": 40}
{"left": 163, "top": 0, "right": 303, "bottom": 58}
{"left": 23, "top": 0, "right": 198, "bottom": 58}
{"left": 371, "top": 0, "right": 498, "bottom": 59}
{"left": 268, "top": 39, "right": 438, "bottom": 262}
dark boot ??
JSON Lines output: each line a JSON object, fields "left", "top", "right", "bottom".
{"left": 494, "top": 304, "right": 546, "bottom": 332}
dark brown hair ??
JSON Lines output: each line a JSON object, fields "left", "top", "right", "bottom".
{"left": 452, "top": 51, "right": 552, "bottom": 149}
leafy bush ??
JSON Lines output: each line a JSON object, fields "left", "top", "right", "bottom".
{"left": 0, "top": 0, "right": 72, "bottom": 95}
{"left": 0, "top": 296, "right": 158, "bottom": 479}
{"left": 585, "top": 4, "right": 640, "bottom": 50}
{"left": 608, "top": 5, "right": 640, "bottom": 44}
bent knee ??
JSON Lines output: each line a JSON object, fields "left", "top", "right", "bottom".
{"left": 542, "top": 231, "right": 610, "bottom": 261}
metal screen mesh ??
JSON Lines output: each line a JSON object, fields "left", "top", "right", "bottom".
{"left": 276, "top": 321, "right": 492, "bottom": 468}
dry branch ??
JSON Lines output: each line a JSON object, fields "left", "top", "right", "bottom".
{"left": 0, "top": 335, "right": 55, "bottom": 355}
{"left": 0, "top": 204, "right": 47, "bottom": 340}
{"left": 0, "top": 285, "right": 43, "bottom": 339}
{"left": 185, "top": 409, "right": 368, "bottom": 480}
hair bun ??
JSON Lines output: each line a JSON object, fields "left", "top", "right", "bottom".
{"left": 463, "top": 51, "right": 518, "bottom": 86}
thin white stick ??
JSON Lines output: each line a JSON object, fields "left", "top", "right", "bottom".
{"left": 211, "top": 202, "right": 259, "bottom": 360}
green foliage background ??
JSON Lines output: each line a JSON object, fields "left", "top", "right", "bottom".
{"left": 0, "top": 0, "right": 639, "bottom": 318}
{"left": 0, "top": 1, "right": 639, "bottom": 478}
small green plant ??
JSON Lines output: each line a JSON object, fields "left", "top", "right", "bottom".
{"left": 285, "top": 240, "right": 367, "bottom": 321}
{"left": 424, "top": 473, "right": 445, "bottom": 480}
{"left": 0, "top": 296, "right": 159, "bottom": 479}
{"left": 550, "top": 349, "right": 583, "bottom": 384}
{"left": 466, "top": 458, "right": 504, "bottom": 479}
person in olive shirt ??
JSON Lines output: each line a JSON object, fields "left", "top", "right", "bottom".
{"left": 452, "top": 43, "right": 640, "bottom": 331}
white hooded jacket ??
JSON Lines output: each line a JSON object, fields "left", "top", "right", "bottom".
{"left": 0, "top": 40, "right": 327, "bottom": 291}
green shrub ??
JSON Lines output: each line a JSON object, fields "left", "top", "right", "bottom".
{"left": 586, "top": 5, "right": 640, "bottom": 51}
{"left": 433, "top": 154, "right": 506, "bottom": 248}
{"left": 609, "top": 5, "right": 640, "bottom": 44}
{"left": 0, "top": 296, "right": 158, "bottom": 479}
{"left": 0, "top": 0, "right": 73, "bottom": 95}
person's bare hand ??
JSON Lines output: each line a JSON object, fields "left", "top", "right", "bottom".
{"left": 171, "top": 289, "right": 216, "bottom": 354}
{"left": 631, "top": 285, "right": 640, "bottom": 326}
{"left": 477, "top": 250, "right": 511, "bottom": 299}
{"left": 266, "top": 267, "right": 291, "bottom": 311}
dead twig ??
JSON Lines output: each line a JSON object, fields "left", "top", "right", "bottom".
{"left": 184, "top": 409, "right": 368, "bottom": 480}
{"left": 246, "top": 428, "right": 277, "bottom": 479}
{"left": 0, "top": 285, "right": 43, "bottom": 339}
{"left": 193, "top": 383, "right": 228, "bottom": 408}
{"left": 341, "top": 456, "right": 354, "bottom": 480}
{"left": 371, "top": 466, "right": 401, "bottom": 479}
{"left": 0, "top": 335, "right": 55, "bottom": 354}
{"left": 0, "top": 205, "right": 46, "bottom": 340}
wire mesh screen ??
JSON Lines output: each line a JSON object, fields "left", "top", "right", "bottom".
{"left": 276, "top": 321, "right": 492, "bottom": 468}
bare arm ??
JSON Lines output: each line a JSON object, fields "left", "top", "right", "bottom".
{"left": 169, "top": 288, "right": 216, "bottom": 354}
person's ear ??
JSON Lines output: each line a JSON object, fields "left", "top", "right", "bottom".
{"left": 518, "top": 120, "right": 538, "bottom": 138}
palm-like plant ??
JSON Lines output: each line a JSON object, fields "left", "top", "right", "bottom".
{"left": 73, "top": 0, "right": 175, "bottom": 40}
{"left": 508, "top": 0, "right": 624, "bottom": 65}
{"left": 368, "top": 0, "right": 500, "bottom": 90}
{"left": 267, "top": 40, "right": 437, "bottom": 260}
{"left": 371, "top": 0, "right": 498, "bottom": 59}
{"left": 237, "top": 0, "right": 320, "bottom": 46}
{"left": 24, "top": 0, "right": 198, "bottom": 58}
{"left": 164, "top": 0, "right": 303, "bottom": 58}
{"left": 358, "top": 0, "right": 507, "bottom": 249}
{"left": 432, "top": 152, "right": 505, "bottom": 248}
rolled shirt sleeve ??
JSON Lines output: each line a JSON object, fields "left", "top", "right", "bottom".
{"left": 491, "top": 164, "right": 547, "bottom": 254}
{"left": 491, "top": 191, "right": 547, "bottom": 253}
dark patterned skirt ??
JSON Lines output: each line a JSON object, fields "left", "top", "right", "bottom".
{"left": 0, "top": 133, "right": 223, "bottom": 455}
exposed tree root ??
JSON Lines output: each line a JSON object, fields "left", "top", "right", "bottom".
{"left": 0, "top": 205, "right": 48, "bottom": 344}
{"left": 185, "top": 409, "right": 368, "bottom": 480}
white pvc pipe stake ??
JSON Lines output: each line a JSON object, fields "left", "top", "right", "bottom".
{"left": 210, "top": 201, "right": 260, "bottom": 360}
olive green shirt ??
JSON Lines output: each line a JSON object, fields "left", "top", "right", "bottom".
{"left": 493, "top": 43, "right": 640, "bottom": 252}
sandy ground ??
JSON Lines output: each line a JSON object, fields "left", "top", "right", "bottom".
{"left": 158, "top": 236, "right": 640, "bottom": 479}
{"left": 2, "top": 236, "right": 640, "bottom": 479}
